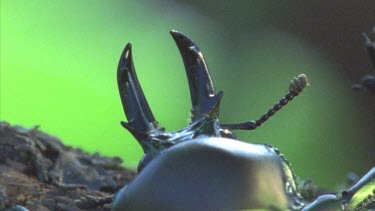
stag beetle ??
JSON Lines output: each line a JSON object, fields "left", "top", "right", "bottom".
{"left": 112, "top": 31, "right": 375, "bottom": 211}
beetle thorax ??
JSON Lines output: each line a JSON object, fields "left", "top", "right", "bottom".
{"left": 113, "top": 137, "right": 304, "bottom": 210}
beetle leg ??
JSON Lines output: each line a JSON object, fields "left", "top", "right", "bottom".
{"left": 352, "top": 32, "right": 375, "bottom": 94}
{"left": 170, "top": 30, "right": 223, "bottom": 122}
{"left": 363, "top": 32, "right": 375, "bottom": 70}
{"left": 117, "top": 43, "right": 161, "bottom": 143}
{"left": 341, "top": 167, "right": 375, "bottom": 209}
{"left": 352, "top": 74, "right": 375, "bottom": 94}
{"left": 221, "top": 74, "right": 309, "bottom": 130}
{"left": 302, "top": 167, "right": 375, "bottom": 210}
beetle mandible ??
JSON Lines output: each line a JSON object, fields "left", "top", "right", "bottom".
{"left": 112, "top": 31, "right": 375, "bottom": 211}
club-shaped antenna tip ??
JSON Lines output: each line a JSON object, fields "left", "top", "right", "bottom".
{"left": 298, "top": 74, "right": 309, "bottom": 87}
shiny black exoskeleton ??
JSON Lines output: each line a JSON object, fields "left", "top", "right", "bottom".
{"left": 112, "top": 30, "right": 374, "bottom": 211}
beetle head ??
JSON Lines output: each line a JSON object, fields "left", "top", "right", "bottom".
{"left": 118, "top": 31, "right": 308, "bottom": 172}
{"left": 118, "top": 31, "right": 224, "bottom": 172}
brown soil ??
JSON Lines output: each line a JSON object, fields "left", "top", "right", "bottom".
{"left": 0, "top": 122, "right": 136, "bottom": 210}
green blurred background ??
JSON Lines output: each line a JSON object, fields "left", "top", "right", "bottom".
{"left": 1, "top": 0, "right": 374, "bottom": 189}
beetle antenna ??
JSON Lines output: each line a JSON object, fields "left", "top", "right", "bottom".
{"left": 221, "top": 74, "right": 309, "bottom": 130}
{"left": 117, "top": 43, "right": 161, "bottom": 144}
{"left": 170, "top": 30, "right": 223, "bottom": 122}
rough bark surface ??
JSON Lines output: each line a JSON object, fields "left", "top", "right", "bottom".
{"left": 0, "top": 122, "right": 136, "bottom": 210}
